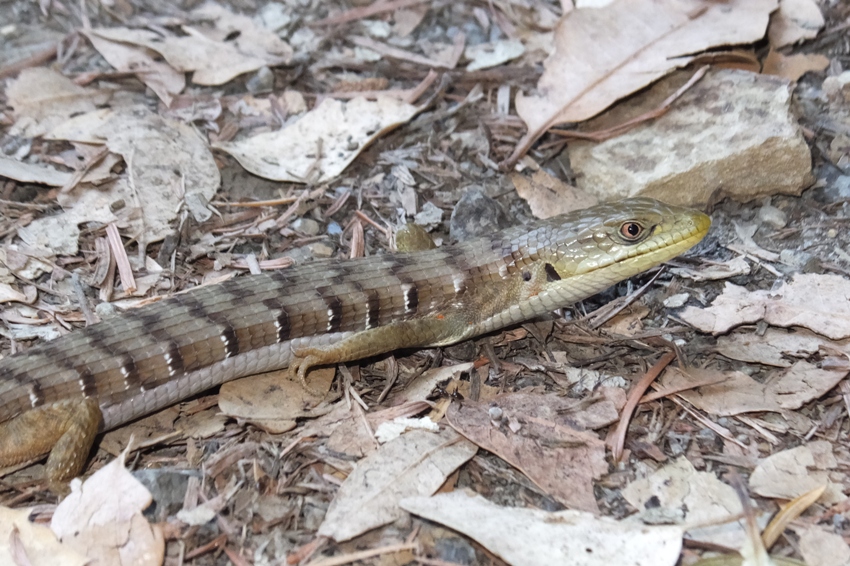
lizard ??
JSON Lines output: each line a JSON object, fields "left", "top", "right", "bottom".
{"left": 0, "top": 197, "right": 710, "bottom": 492}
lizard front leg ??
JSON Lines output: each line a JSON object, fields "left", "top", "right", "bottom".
{"left": 291, "top": 260, "right": 559, "bottom": 392}
{"left": 0, "top": 398, "right": 102, "bottom": 494}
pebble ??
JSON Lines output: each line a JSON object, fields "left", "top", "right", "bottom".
{"left": 663, "top": 293, "right": 690, "bottom": 308}
{"left": 757, "top": 203, "right": 788, "bottom": 229}
{"left": 291, "top": 217, "right": 321, "bottom": 236}
{"left": 309, "top": 242, "right": 334, "bottom": 258}
{"left": 246, "top": 66, "right": 274, "bottom": 94}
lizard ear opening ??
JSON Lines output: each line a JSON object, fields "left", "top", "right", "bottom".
{"left": 545, "top": 264, "right": 561, "bottom": 282}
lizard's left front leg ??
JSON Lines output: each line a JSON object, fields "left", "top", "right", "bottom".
{"left": 290, "top": 260, "right": 559, "bottom": 391}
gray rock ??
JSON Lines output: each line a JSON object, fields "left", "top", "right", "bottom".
{"left": 569, "top": 69, "right": 814, "bottom": 206}
{"left": 758, "top": 203, "right": 788, "bottom": 229}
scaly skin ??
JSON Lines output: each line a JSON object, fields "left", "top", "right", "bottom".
{"left": 0, "top": 198, "right": 710, "bottom": 490}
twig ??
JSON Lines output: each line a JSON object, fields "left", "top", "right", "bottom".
{"left": 311, "top": 0, "right": 431, "bottom": 27}
{"left": 106, "top": 223, "right": 136, "bottom": 294}
{"left": 611, "top": 351, "right": 675, "bottom": 462}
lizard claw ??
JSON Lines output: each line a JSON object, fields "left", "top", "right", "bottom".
{"left": 289, "top": 349, "right": 328, "bottom": 397}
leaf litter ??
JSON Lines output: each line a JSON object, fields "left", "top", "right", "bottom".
{"left": 0, "top": 0, "right": 848, "bottom": 564}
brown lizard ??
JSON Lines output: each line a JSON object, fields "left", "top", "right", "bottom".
{"left": 0, "top": 198, "right": 710, "bottom": 491}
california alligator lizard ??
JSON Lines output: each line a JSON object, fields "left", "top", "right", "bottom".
{"left": 0, "top": 198, "right": 710, "bottom": 491}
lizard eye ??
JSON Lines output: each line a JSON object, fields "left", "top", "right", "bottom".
{"left": 619, "top": 221, "right": 644, "bottom": 241}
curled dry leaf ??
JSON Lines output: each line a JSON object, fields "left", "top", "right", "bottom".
{"left": 50, "top": 450, "right": 164, "bottom": 566}
{"left": 18, "top": 106, "right": 220, "bottom": 256}
{"left": 401, "top": 491, "right": 683, "bottom": 566}
{"left": 83, "top": 31, "right": 185, "bottom": 106}
{"left": 89, "top": 4, "right": 291, "bottom": 86}
{"left": 508, "top": 0, "right": 777, "bottom": 167}
{"left": 214, "top": 96, "right": 421, "bottom": 184}
{"left": 679, "top": 274, "right": 850, "bottom": 340}
{"left": 0, "top": 507, "right": 87, "bottom": 566}
{"left": 317, "top": 427, "right": 477, "bottom": 542}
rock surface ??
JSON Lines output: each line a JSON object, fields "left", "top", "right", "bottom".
{"left": 568, "top": 69, "right": 814, "bottom": 206}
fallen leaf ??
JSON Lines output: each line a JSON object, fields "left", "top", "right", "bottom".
{"left": 0, "top": 282, "right": 36, "bottom": 304}
{"left": 90, "top": 4, "right": 292, "bottom": 86}
{"left": 603, "top": 305, "right": 650, "bottom": 337}
{"left": 401, "top": 491, "right": 683, "bottom": 566}
{"left": 509, "top": 0, "right": 777, "bottom": 166}
{"left": 6, "top": 68, "right": 110, "bottom": 138}
{"left": 100, "top": 406, "right": 180, "bottom": 459}
{"left": 388, "top": 362, "right": 475, "bottom": 406}
{"left": 50, "top": 450, "right": 165, "bottom": 566}
{"left": 213, "top": 96, "right": 420, "bottom": 183}
{"left": 0, "top": 154, "right": 73, "bottom": 186}
{"left": 317, "top": 427, "right": 477, "bottom": 542}
{"left": 218, "top": 367, "right": 335, "bottom": 431}
{"left": 795, "top": 524, "right": 850, "bottom": 566}
{"left": 447, "top": 395, "right": 609, "bottom": 512}
{"left": 510, "top": 168, "right": 597, "bottom": 219}
{"left": 623, "top": 457, "right": 748, "bottom": 548}
{"left": 0, "top": 507, "right": 87, "bottom": 566}
{"left": 715, "top": 327, "right": 845, "bottom": 368}
{"left": 679, "top": 274, "right": 850, "bottom": 339}
{"left": 84, "top": 31, "right": 185, "bottom": 106}
{"left": 658, "top": 363, "right": 847, "bottom": 415}
{"left": 465, "top": 39, "right": 525, "bottom": 71}
{"left": 767, "top": 0, "right": 824, "bottom": 48}
{"left": 762, "top": 49, "right": 829, "bottom": 82}
{"left": 670, "top": 256, "right": 751, "bottom": 281}
{"left": 20, "top": 106, "right": 220, "bottom": 255}
{"left": 749, "top": 441, "right": 846, "bottom": 505}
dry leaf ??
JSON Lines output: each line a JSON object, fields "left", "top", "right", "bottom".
{"left": 6, "top": 68, "right": 110, "bottom": 138}
{"left": 509, "top": 0, "right": 777, "bottom": 165}
{"left": 84, "top": 31, "right": 185, "bottom": 106}
{"left": 0, "top": 507, "right": 87, "bottom": 566}
{"left": 762, "top": 49, "right": 829, "bottom": 82}
{"left": 767, "top": 0, "right": 824, "bottom": 48}
{"left": 464, "top": 39, "right": 525, "bottom": 71}
{"left": 447, "top": 395, "right": 609, "bottom": 512}
{"left": 670, "top": 256, "right": 751, "bottom": 281}
{"left": 20, "top": 106, "right": 220, "bottom": 255}
{"left": 218, "top": 367, "right": 334, "bottom": 427}
{"left": 317, "top": 427, "right": 477, "bottom": 542}
{"left": 623, "top": 457, "right": 748, "bottom": 548}
{"left": 50, "top": 450, "right": 165, "bottom": 566}
{"left": 326, "top": 402, "right": 433, "bottom": 458}
{"left": 749, "top": 441, "right": 846, "bottom": 506}
{"left": 213, "top": 96, "right": 420, "bottom": 183}
{"left": 510, "top": 169, "right": 597, "bottom": 219}
{"left": 762, "top": 485, "right": 826, "bottom": 548}
{"left": 715, "top": 327, "right": 846, "bottom": 368}
{"left": 401, "top": 491, "right": 683, "bottom": 566}
{"left": 0, "top": 154, "right": 73, "bottom": 186}
{"left": 796, "top": 524, "right": 850, "bottom": 566}
{"left": 659, "top": 364, "right": 847, "bottom": 415}
{"left": 90, "top": 4, "right": 291, "bottom": 86}
{"left": 679, "top": 274, "right": 850, "bottom": 339}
